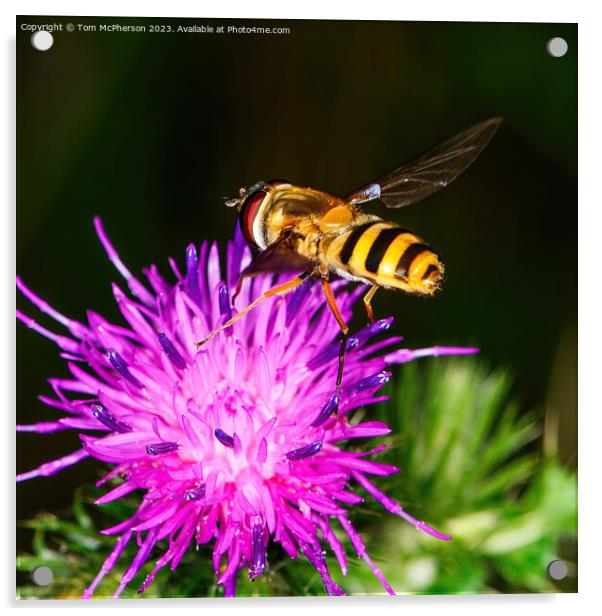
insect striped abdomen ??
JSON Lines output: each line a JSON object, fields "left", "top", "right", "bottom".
{"left": 330, "top": 221, "right": 443, "bottom": 295}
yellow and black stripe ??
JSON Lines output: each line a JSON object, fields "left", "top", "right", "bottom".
{"left": 334, "top": 220, "right": 443, "bottom": 293}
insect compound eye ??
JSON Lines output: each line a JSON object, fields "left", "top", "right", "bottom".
{"left": 239, "top": 189, "right": 268, "bottom": 248}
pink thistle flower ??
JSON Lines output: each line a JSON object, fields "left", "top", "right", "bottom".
{"left": 17, "top": 218, "right": 477, "bottom": 598}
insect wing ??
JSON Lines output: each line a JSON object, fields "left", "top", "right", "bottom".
{"left": 239, "top": 233, "right": 313, "bottom": 279}
{"left": 346, "top": 117, "right": 502, "bottom": 208}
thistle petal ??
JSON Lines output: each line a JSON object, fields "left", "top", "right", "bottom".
{"left": 16, "top": 218, "right": 474, "bottom": 598}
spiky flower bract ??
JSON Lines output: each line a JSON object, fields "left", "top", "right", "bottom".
{"left": 17, "top": 218, "right": 477, "bottom": 597}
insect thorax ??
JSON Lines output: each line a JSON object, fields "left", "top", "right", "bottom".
{"left": 265, "top": 187, "right": 342, "bottom": 243}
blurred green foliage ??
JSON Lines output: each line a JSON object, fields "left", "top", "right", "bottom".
{"left": 17, "top": 360, "right": 576, "bottom": 599}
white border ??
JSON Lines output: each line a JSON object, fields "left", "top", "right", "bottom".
{"left": 3, "top": 1, "right": 585, "bottom": 22}
{"left": 3, "top": 2, "right": 599, "bottom": 615}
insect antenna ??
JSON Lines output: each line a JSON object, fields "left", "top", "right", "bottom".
{"left": 223, "top": 196, "right": 241, "bottom": 208}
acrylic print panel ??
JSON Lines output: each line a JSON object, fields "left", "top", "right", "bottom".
{"left": 16, "top": 15, "right": 577, "bottom": 599}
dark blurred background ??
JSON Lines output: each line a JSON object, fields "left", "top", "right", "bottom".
{"left": 16, "top": 17, "right": 577, "bottom": 554}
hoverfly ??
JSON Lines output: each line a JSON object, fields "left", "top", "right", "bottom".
{"left": 197, "top": 117, "right": 502, "bottom": 413}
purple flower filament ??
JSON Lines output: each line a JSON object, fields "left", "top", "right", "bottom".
{"left": 16, "top": 217, "right": 479, "bottom": 598}
{"left": 158, "top": 333, "right": 187, "bottom": 370}
{"left": 249, "top": 524, "right": 267, "bottom": 580}
{"left": 218, "top": 282, "right": 232, "bottom": 319}
{"left": 311, "top": 393, "right": 340, "bottom": 427}
{"left": 346, "top": 370, "right": 391, "bottom": 394}
{"left": 185, "top": 243, "right": 201, "bottom": 305}
{"left": 91, "top": 403, "right": 131, "bottom": 434}
{"left": 184, "top": 484, "right": 206, "bottom": 501}
{"left": 286, "top": 440, "right": 323, "bottom": 461}
{"left": 214, "top": 428, "right": 235, "bottom": 449}
{"left": 146, "top": 442, "right": 179, "bottom": 456}
{"left": 106, "top": 348, "right": 143, "bottom": 388}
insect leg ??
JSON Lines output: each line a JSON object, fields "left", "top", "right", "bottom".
{"left": 231, "top": 274, "right": 248, "bottom": 306}
{"left": 195, "top": 272, "right": 310, "bottom": 348}
{"left": 321, "top": 277, "right": 350, "bottom": 415}
{"left": 362, "top": 285, "right": 379, "bottom": 324}
{"left": 230, "top": 231, "right": 311, "bottom": 305}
